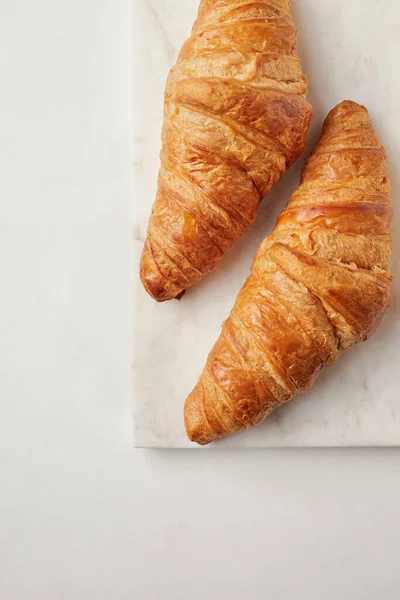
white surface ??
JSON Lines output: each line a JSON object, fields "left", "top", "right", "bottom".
{"left": 133, "top": 0, "right": 400, "bottom": 447}
{"left": 2, "top": 1, "right": 400, "bottom": 599}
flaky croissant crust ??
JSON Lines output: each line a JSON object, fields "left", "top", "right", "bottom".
{"left": 140, "top": 0, "right": 312, "bottom": 301}
{"left": 185, "top": 101, "right": 393, "bottom": 445}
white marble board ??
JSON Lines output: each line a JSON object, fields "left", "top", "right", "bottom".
{"left": 132, "top": 0, "right": 400, "bottom": 448}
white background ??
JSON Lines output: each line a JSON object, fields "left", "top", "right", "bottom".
{"left": 1, "top": 1, "right": 400, "bottom": 598}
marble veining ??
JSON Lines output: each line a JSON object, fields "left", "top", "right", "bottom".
{"left": 132, "top": 0, "right": 400, "bottom": 448}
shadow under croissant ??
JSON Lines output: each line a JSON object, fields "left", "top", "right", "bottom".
{"left": 183, "top": 165, "right": 301, "bottom": 304}
{"left": 289, "top": 1, "right": 326, "bottom": 156}
{"left": 382, "top": 123, "right": 400, "bottom": 309}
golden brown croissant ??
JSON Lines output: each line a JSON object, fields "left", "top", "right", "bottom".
{"left": 140, "top": 0, "right": 312, "bottom": 301}
{"left": 185, "top": 101, "right": 393, "bottom": 445}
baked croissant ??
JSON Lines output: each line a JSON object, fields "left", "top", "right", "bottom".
{"left": 185, "top": 101, "right": 393, "bottom": 445}
{"left": 140, "top": 0, "right": 312, "bottom": 301}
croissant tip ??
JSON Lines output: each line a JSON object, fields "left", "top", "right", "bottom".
{"left": 140, "top": 247, "right": 185, "bottom": 302}
{"left": 324, "top": 100, "right": 368, "bottom": 125}
{"left": 336, "top": 99, "right": 367, "bottom": 111}
{"left": 140, "top": 272, "right": 168, "bottom": 302}
{"left": 184, "top": 392, "right": 216, "bottom": 446}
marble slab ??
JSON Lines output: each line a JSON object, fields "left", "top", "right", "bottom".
{"left": 132, "top": 0, "right": 400, "bottom": 447}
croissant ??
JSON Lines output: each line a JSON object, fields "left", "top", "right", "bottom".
{"left": 140, "top": 0, "right": 312, "bottom": 301}
{"left": 185, "top": 101, "right": 393, "bottom": 445}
